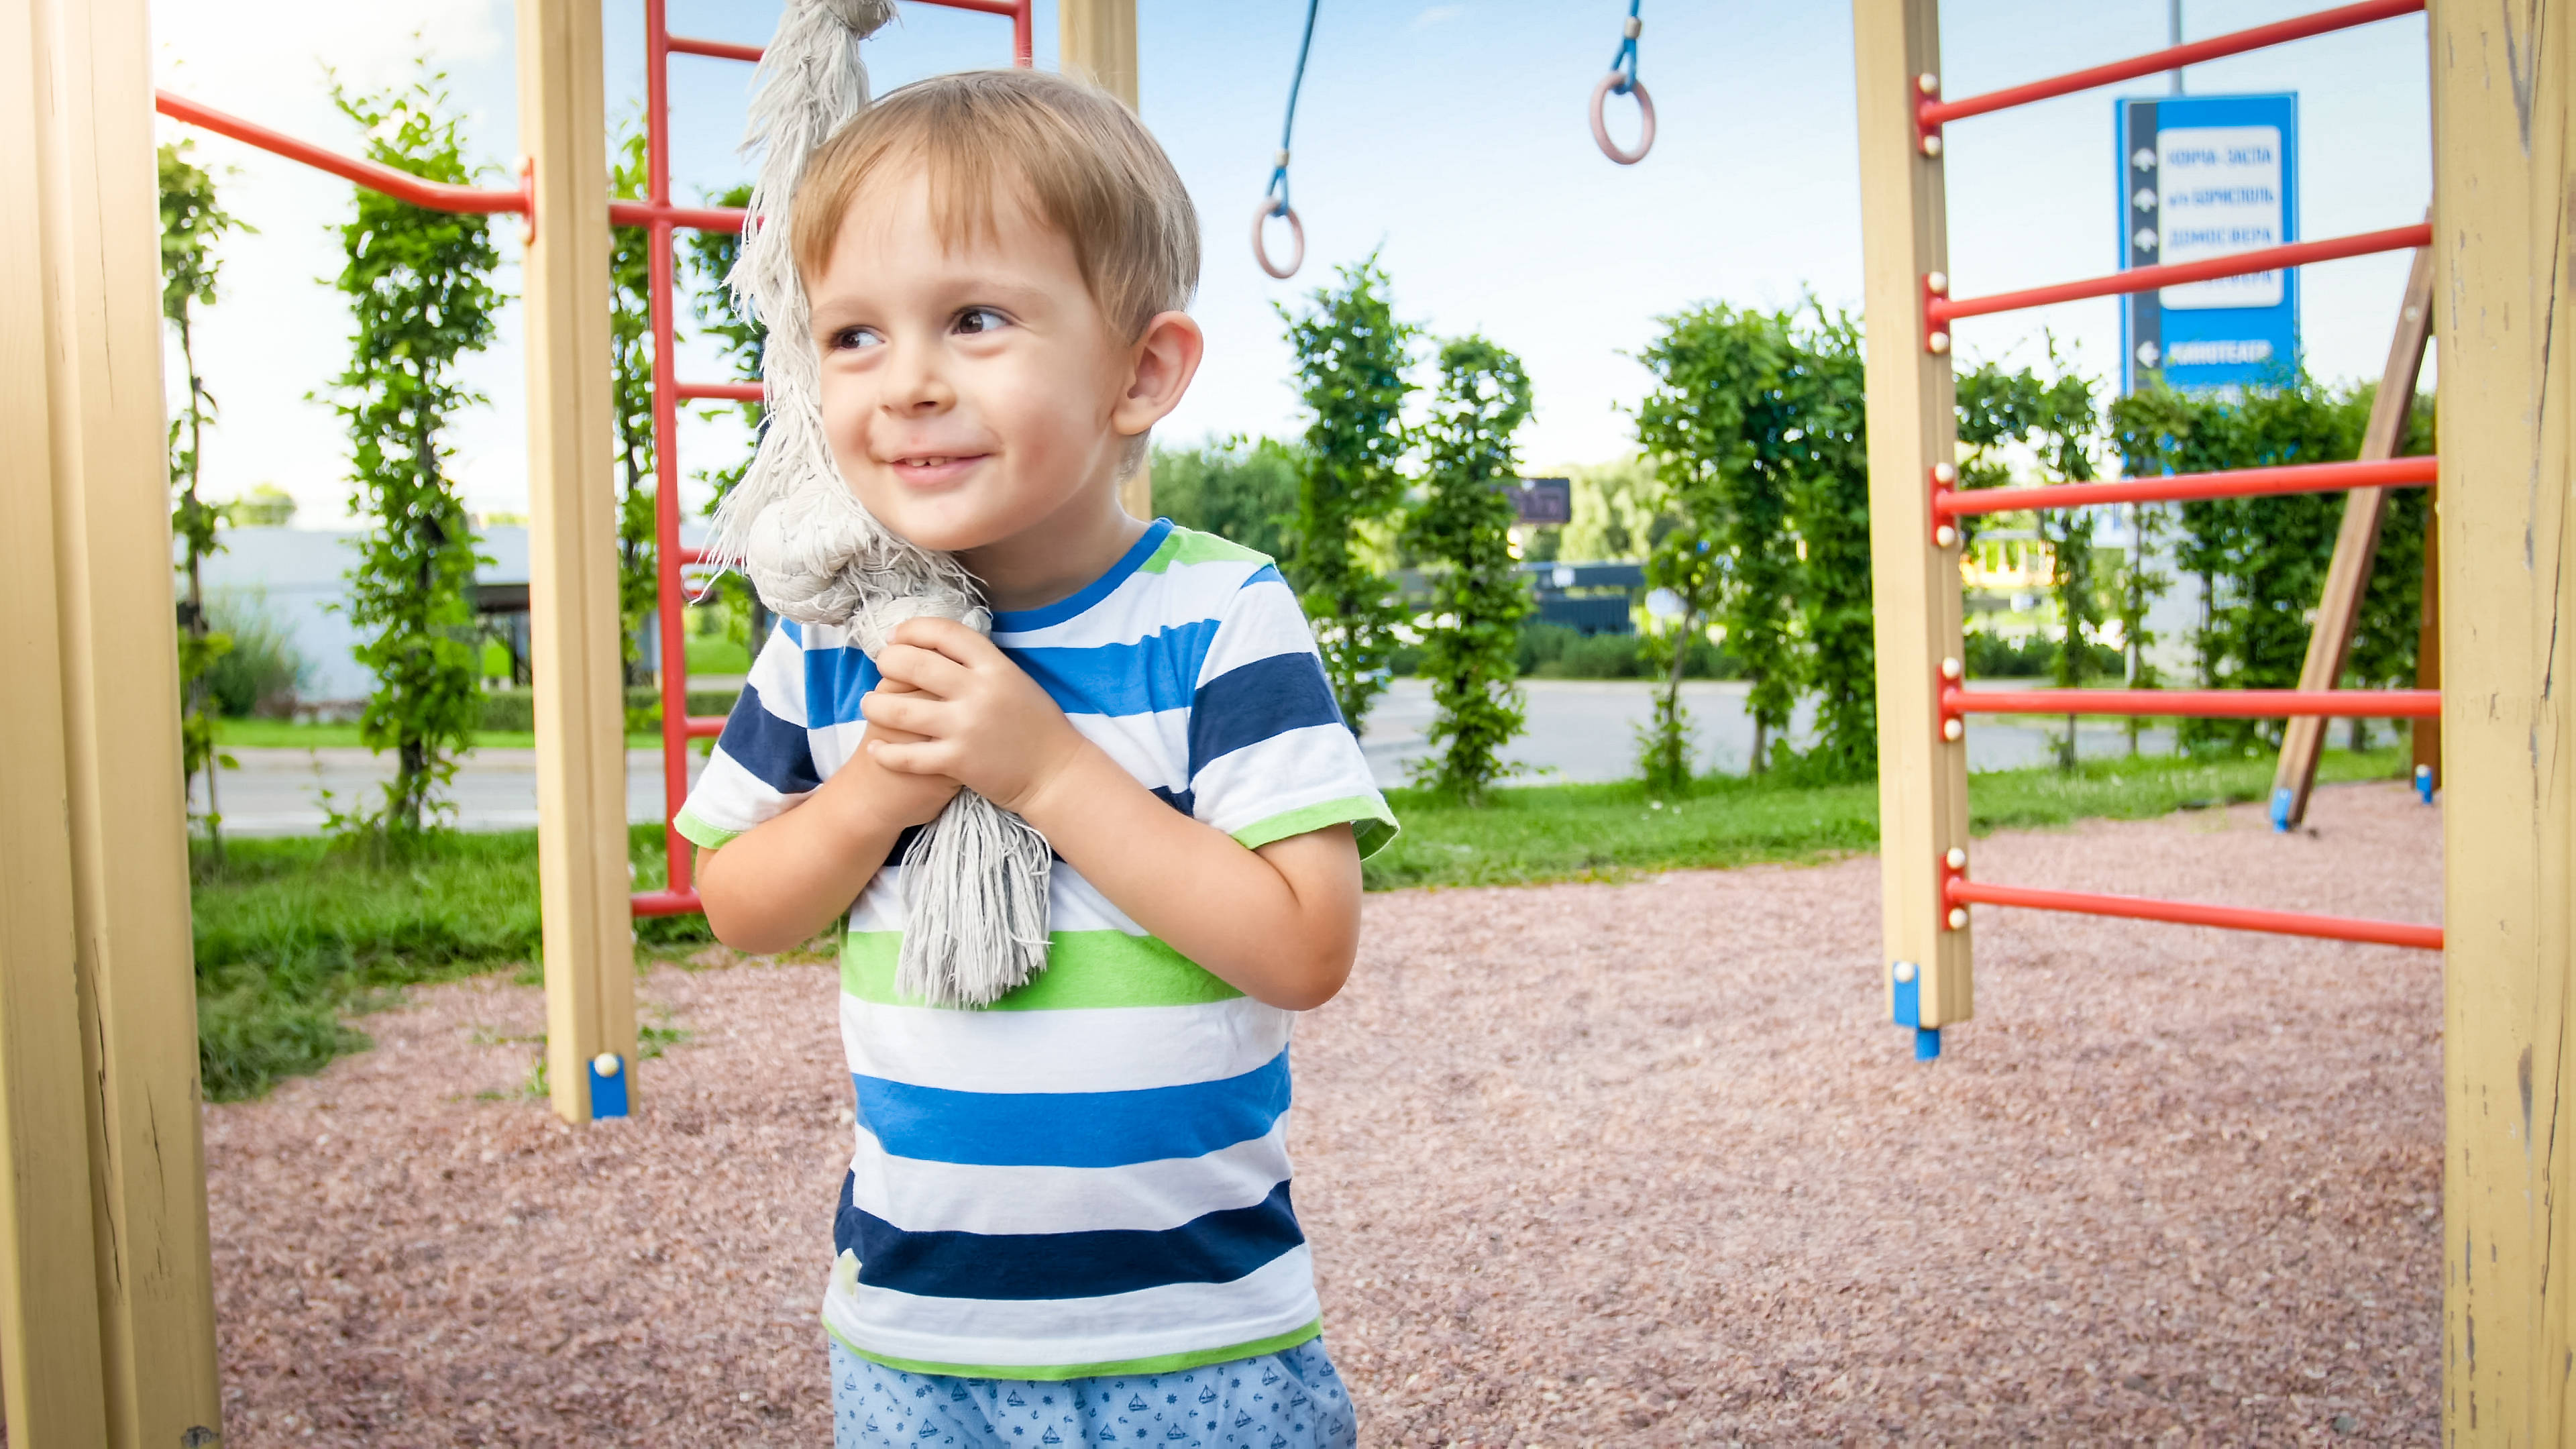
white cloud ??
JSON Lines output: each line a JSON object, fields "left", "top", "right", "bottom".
{"left": 1410, "top": 5, "right": 1467, "bottom": 32}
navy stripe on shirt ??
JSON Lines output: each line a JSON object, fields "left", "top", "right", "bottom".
{"left": 1187, "top": 651, "right": 1344, "bottom": 778}
{"left": 835, "top": 1175, "right": 1304, "bottom": 1302}
{"left": 717, "top": 683, "right": 822, "bottom": 796}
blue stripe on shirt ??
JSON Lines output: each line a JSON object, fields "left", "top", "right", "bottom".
{"left": 851, "top": 1049, "right": 1291, "bottom": 1168}
{"left": 1187, "top": 651, "right": 1344, "bottom": 777}
{"left": 835, "top": 1175, "right": 1303, "bottom": 1302}
{"left": 716, "top": 683, "right": 822, "bottom": 796}
{"left": 1008, "top": 618, "right": 1221, "bottom": 718}
{"left": 804, "top": 643, "right": 880, "bottom": 729}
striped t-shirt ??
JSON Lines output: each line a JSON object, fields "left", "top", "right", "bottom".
{"left": 674, "top": 519, "right": 1396, "bottom": 1379}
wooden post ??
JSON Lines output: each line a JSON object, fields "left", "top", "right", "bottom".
{"left": 1059, "top": 0, "right": 1154, "bottom": 521}
{"left": 521, "top": 0, "right": 635, "bottom": 1124}
{"left": 2427, "top": 0, "right": 2575, "bottom": 1438}
{"left": 0, "top": 0, "right": 224, "bottom": 1440}
{"left": 1854, "top": 0, "right": 1972, "bottom": 1051}
{"left": 2267, "top": 240, "right": 2433, "bottom": 828}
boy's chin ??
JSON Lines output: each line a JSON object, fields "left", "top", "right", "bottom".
{"left": 855, "top": 496, "right": 1007, "bottom": 557}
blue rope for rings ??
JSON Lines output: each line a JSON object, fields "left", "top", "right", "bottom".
{"left": 1608, "top": 0, "right": 1642, "bottom": 95}
{"left": 1265, "top": 0, "right": 1321, "bottom": 217}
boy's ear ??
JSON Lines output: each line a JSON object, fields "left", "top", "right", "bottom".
{"left": 1112, "top": 311, "right": 1204, "bottom": 439}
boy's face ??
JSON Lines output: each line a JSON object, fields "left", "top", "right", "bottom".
{"left": 806, "top": 166, "right": 1139, "bottom": 556}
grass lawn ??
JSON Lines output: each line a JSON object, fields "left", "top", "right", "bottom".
{"left": 213, "top": 718, "right": 667, "bottom": 750}
{"left": 189, "top": 746, "right": 2410, "bottom": 1100}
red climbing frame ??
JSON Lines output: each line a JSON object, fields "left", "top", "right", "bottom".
{"left": 630, "top": 0, "right": 1033, "bottom": 918}
{"left": 1913, "top": 0, "right": 2443, "bottom": 952}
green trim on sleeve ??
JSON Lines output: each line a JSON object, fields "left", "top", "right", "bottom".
{"left": 1230, "top": 794, "right": 1401, "bottom": 859}
{"left": 1139, "top": 526, "right": 1272, "bottom": 574}
{"left": 826, "top": 1318, "right": 1324, "bottom": 1383}
{"left": 670, "top": 805, "right": 741, "bottom": 851}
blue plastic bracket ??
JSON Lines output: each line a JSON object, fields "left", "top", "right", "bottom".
{"left": 588, "top": 1053, "right": 629, "bottom": 1119}
{"left": 2415, "top": 763, "right": 2436, "bottom": 805}
{"left": 1892, "top": 963, "right": 1942, "bottom": 1060}
{"left": 2269, "top": 786, "right": 2294, "bottom": 832}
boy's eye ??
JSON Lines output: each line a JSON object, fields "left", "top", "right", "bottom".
{"left": 830, "top": 325, "right": 882, "bottom": 351}
{"left": 953, "top": 307, "right": 1010, "bottom": 336}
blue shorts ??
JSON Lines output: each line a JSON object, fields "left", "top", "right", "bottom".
{"left": 828, "top": 1335, "right": 1358, "bottom": 1449}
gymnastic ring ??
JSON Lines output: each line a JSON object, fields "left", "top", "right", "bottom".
{"left": 1590, "top": 72, "right": 1656, "bottom": 165}
{"left": 1252, "top": 201, "right": 1305, "bottom": 280}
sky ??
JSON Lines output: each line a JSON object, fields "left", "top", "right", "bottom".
{"left": 149, "top": 0, "right": 2434, "bottom": 529}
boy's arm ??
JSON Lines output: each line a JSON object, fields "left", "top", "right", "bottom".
{"left": 696, "top": 700, "right": 961, "bottom": 955}
{"left": 864, "top": 618, "right": 1364, "bottom": 1011}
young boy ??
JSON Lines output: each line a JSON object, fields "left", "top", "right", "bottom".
{"left": 678, "top": 70, "right": 1393, "bottom": 1449}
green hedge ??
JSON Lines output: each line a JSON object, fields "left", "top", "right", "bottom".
{"left": 476, "top": 686, "right": 741, "bottom": 734}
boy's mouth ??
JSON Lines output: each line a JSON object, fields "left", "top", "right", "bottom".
{"left": 885, "top": 452, "right": 989, "bottom": 487}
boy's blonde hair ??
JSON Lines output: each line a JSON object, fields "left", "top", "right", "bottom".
{"left": 792, "top": 68, "right": 1199, "bottom": 339}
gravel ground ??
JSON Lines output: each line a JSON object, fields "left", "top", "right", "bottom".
{"left": 205, "top": 782, "right": 2443, "bottom": 1446}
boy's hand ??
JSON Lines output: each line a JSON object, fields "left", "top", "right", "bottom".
{"left": 829, "top": 678, "right": 964, "bottom": 832}
{"left": 862, "top": 617, "right": 1087, "bottom": 815}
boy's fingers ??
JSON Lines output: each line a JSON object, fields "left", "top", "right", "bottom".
{"left": 864, "top": 737, "right": 953, "bottom": 776}
{"left": 861, "top": 690, "right": 940, "bottom": 735}
{"left": 874, "top": 642, "right": 975, "bottom": 696}
{"left": 888, "top": 615, "right": 1007, "bottom": 667}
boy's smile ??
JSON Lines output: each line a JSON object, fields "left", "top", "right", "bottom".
{"left": 804, "top": 162, "right": 1199, "bottom": 609}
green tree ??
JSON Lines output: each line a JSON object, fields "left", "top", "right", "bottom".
{"left": 1955, "top": 354, "right": 2115, "bottom": 766}
{"left": 1403, "top": 335, "right": 1536, "bottom": 802}
{"left": 1554, "top": 455, "right": 1672, "bottom": 562}
{"left": 159, "top": 139, "right": 253, "bottom": 861}
{"left": 327, "top": 64, "right": 503, "bottom": 837}
{"left": 1631, "top": 304, "right": 1799, "bottom": 784}
{"left": 1279, "top": 255, "right": 1417, "bottom": 733}
{"left": 2107, "top": 374, "right": 2421, "bottom": 753}
{"left": 609, "top": 120, "right": 665, "bottom": 688}
{"left": 1778, "top": 309, "right": 1876, "bottom": 780}
{"left": 1150, "top": 435, "right": 1302, "bottom": 559}
{"left": 682, "top": 180, "right": 769, "bottom": 654}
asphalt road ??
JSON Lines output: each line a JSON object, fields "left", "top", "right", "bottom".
{"left": 200, "top": 679, "right": 2182, "bottom": 835}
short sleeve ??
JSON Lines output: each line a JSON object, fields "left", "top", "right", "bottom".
{"left": 1183, "top": 566, "right": 1399, "bottom": 859}
{"left": 674, "top": 619, "right": 822, "bottom": 850}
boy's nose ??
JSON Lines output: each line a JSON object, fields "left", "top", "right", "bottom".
{"left": 881, "top": 339, "right": 954, "bottom": 413}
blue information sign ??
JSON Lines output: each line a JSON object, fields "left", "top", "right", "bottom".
{"left": 2116, "top": 92, "right": 2300, "bottom": 393}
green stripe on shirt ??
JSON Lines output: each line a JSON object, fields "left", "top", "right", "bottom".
{"left": 841, "top": 929, "right": 1246, "bottom": 1010}
{"left": 827, "top": 1317, "right": 1324, "bottom": 1383}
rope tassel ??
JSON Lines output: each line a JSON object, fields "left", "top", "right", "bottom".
{"left": 709, "top": 0, "right": 1054, "bottom": 1008}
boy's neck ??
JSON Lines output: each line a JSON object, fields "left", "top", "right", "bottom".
{"left": 957, "top": 476, "right": 1150, "bottom": 614}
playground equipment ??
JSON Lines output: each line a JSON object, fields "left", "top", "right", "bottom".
{"left": 1860, "top": 0, "right": 2571, "bottom": 1436}
{"left": 1860, "top": 0, "right": 2443, "bottom": 1070}
{"left": 1589, "top": 0, "right": 1654, "bottom": 166}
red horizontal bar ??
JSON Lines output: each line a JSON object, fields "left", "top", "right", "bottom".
{"left": 1938, "top": 456, "right": 2436, "bottom": 517}
{"left": 679, "top": 380, "right": 763, "bottom": 402}
{"left": 673, "top": 544, "right": 708, "bottom": 567}
{"left": 610, "top": 199, "right": 747, "bottom": 233}
{"left": 669, "top": 34, "right": 762, "bottom": 63}
{"left": 1919, "top": 0, "right": 2424, "bottom": 127}
{"left": 1946, "top": 877, "right": 2440, "bottom": 951}
{"left": 631, "top": 888, "right": 703, "bottom": 918}
{"left": 915, "top": 0, "right": 1023, "bottom": 15}
{"left": 1931, "top": 224, "right": 2429, "bottom": 325}
{"left": 1943, "top": 685, "right": 2440, "bottom": 719}
{"left": 156, "top": 90, "right": 529, "bottom": 215}
{"left": 686, "top": 716, "right": 727, "bottom": 739}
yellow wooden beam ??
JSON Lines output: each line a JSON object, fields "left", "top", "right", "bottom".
{"left": 1059, "top": 0, "right": 1154, "bottom": 521}
{"left": 0, "top": 1, "right": 117, "bottom": 1438}
{"left": 521, "top": 0, "right": 635, "bottom": 1124}
{"left": 5, "top": 0, "right": 224, "bottom": 1439}
{"left": 2428, "top": 0, "right": 2575, "bottom": 1438}
{"left": 1854, "top": 0, "right": 1972, "bottom": 1044}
